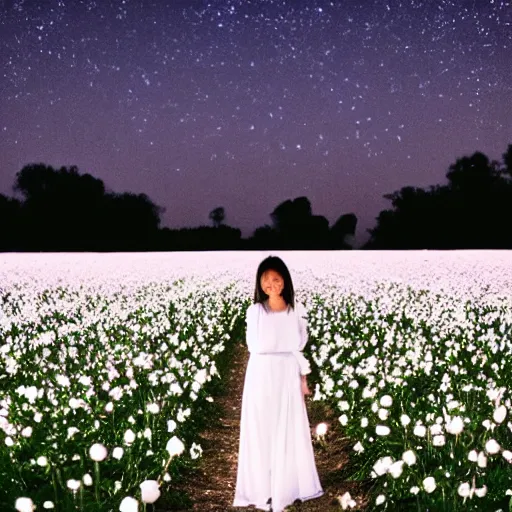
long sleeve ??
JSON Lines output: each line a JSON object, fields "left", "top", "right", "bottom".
{"left": 293, "top": 302, "right": 311, "bottom": 375}
{"left": 297, "top": 302, "right": 309, "bottom": 351}
{"left": 245, "top": 304, "right": 257, "bottom": 352}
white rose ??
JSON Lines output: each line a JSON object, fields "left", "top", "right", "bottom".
{"left": 316, "top": 423, "right": 328, "bottom": 436}
{"left": 380, "top": 395, "right": 392, "bottom": 407}
{"left": 458, "top": 482, "right": 470, "bottom": 497}
{"left": 413, "top": 425, "right": 426, "bottom": 437}
{"left": 378, "top": 408, "right": 389, "bottom": 421}
{"left": 124, "top": 429, "right": 136, "bottom": 445}
{"left": 477, "top": 451, "right": 487, "bottom": 468}
{"left": 376, "top": 425, "right": 390, "bottom": 436}
{"left": 119, "top": 496, "right": 138, "bottom": 512}
{"left": 389, "top": 460, "right": 404, "bottom": 478}
{"left": 113, "top": 447, "right": 124, "bottom": 460}
{"left": 66, "top": 479, "right": 81, "bottom": 491}
{"left": 89, "top": 443, "right": 108, "bottom": 462}
{"left": 475, "top": 485, "right": 487, "bottom": 498}
{"left": 402, "top": 450, "right": 416, "bottom": 466}
{"left": 139, "top": 480, "right": 161, "bottom": 504}
{"left": 423, "top": 476, "right": 436, "bottom": 493}
{"left": 433, "top": 435, "right": 445, "bottom": 446}
{"left": 446, "top": 416, "right": 464, "bottom": 435}
{"left": 401, "top": 414, "right": 411, "bottom": 426}
{"left": 485, "top": 439, "right": 500, "bottom": 455}
{"left": 338, "top": 491, "right": 357, "bottom": 510}
{"left": 353, "top": 441, "right": 364, "bottom": 453}
{"left": 166, "top": 436, "right": 185, "bottom": 457}
{"left": 493, "top": 405, "right": 507, "bottom": 424}
{"left": 15, "top": 498, "right": 35, "bottom": 512}
{"left": 147, "top": 403, "right": 159, "bottom": 414}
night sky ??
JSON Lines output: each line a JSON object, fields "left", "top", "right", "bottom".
{"left": 1, "top": 1, "right": 511, "bottom": 248}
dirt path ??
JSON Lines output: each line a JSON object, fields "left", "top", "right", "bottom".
{"left": 165, "top": 341, "right": 370, "bottom": 511}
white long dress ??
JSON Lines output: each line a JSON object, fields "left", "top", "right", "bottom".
{"left": 232, "top": 301, "right": 324, "bottom": 512}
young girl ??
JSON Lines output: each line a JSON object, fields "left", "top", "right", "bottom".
{"left": 233, "top": 256, "right": 323, "bottom": 512}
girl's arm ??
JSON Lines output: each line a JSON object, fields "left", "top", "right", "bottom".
{"left": 301, "top": 374, "right": 312, "bottom": 396}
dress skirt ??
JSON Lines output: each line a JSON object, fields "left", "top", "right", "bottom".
{"left": 233, "top": 352, "right": 324, "bottom": 512}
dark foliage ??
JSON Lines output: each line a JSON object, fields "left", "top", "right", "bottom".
{"left": 1, "top": 143, "right": 511, "bottom": 252}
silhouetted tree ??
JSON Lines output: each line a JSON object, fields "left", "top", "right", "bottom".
{"left": 209, "top": 207, "right": 225, "bottom": 228}
{"left": 3, "top": 143, "right": 511, "bottom": 253}
{"left": 269, "top": 197, "right": 331, "bottom": 249}
{"left": 503, "top": 144, "right": 512, "bottom": 177}
{"left": 330, "top": 213, "right": 357, "bottom": 249}
{"left": 10, "top": 163, "right": 164, "bottom": 251}
{"left": 364, "top": 148, "right": 512, "bottom": 250}
{"left": 0, "top": 194, "right": 23, "bottom": 251}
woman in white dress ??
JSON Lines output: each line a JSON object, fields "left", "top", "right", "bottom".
{"left": 233, "top": 256, "right": 324, "bottom": 512}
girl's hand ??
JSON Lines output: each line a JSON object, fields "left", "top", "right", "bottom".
{"left": 301, "top": 375, "right": 312, "bottom": 396}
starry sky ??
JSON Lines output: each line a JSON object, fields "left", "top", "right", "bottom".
{"left": 1, "top": 0, "right": 511, "bottom": 248}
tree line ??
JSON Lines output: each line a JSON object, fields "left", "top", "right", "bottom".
{"left": 1, "top": 143, "right": 511, "bottom": 252}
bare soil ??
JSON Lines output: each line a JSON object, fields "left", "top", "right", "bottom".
{"left": 164, "top": 341, "right": 371, "bottom": 512}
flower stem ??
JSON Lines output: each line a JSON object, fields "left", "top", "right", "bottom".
{"left": 94, "top": 461, "right": 100, "bottom": 505}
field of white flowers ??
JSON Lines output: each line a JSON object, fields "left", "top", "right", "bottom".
{"left": 0, "top": 252, "right": 250, "bottom": 511}
{"left": 1, "top": 250, "right": 512, "bottom": 511}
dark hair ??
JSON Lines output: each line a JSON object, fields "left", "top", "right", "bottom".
{"left": 253, "top": 256, "right": 295, "bottom": 313}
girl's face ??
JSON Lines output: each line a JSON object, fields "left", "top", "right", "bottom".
{"left": 260, "top": 269, "right": 284, "bottom": 297}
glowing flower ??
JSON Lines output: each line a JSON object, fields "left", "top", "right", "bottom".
{"left": 475, "top": 485, "right": 487, "bottom": 498}
{"left": 190, "top": 442, "right": 203, "bottom": 459}
{"left": 380, "top": 395, "right": 392, "bottom": 407}
{"left": 119, "top": 496, "right": 138, "bottom": 512}
{"left": 400, "top": 414, "right": 411, "bottom": 426}
{"left": 458, "top": 482, "right": 470, "bottom": 497}
{"left": 113, "top": 447, "right": 124, "bottom": 460}
{"left": 89, "top": 443, "right": 108, "bottom": 462}
{"left": 15, "top": 497, "right": 35, "bottom": 512}
{"left": 373, "top": 456, "right": 393, "bottom": 476}
{"left": 402, "top": 450, "right": 416, "bottom": 466}
{"left": 316, "top": 423, "right": 328, "bottom": 436}
{"left": 433, "top": 435, "right": 445, "bottom": 446}
{"left": 124, "top": 429, "right": 136, "bottom": 445}
{"left": 66, "top": 479, "right": 81, "bottom": 492}
{"left": 477, "top": 451, "right": 487, "bottom": 468}
{"left": 485, "top": 439, "right": 500, "bottom": 455}
{"left": 493, "top": 405, "right": 507, "bottom": 424}
{"left": 140, "top": 480, "right": 161, "bottom": 504}
{"left": 413, "top": 425, "right": 426, "bottom": 437}
{"left": 338, "top": 491, "right": 356, "bottom": 509}
{"left": 389, "top": 460, "right": 404, "bottom": 478}
{"left": 353, "top": 441, "right": 364, "bottom": 453}
{"left": 446, "top": 416, "right": 464, "bottom": 435}
{"left": 423, "top": 476, "right": 436, "bottom": 493}
{"left": 375, "top": 494, "right": 386, "bottom": 505}
{"left": 166, "top": 436, "right": 185, "bottom": 457}
{"left": 376, "top": 425, "right": 390, "bottom": 436}
{"left": 147, "top": 403, "right": 159, "bottom": 414}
